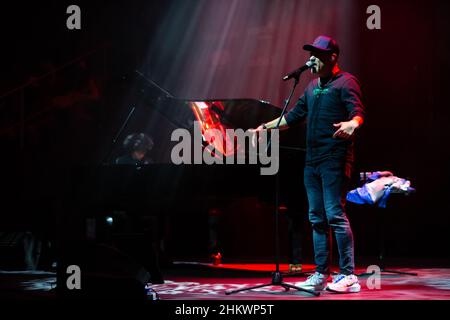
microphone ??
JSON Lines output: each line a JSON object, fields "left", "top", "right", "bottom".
{"left": 282, "top": 60, "right": 316, "bottom": 81}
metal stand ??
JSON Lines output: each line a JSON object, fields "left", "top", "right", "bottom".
{"left": 225, "top": 76, "right": 318, "bottom": 297}
{"left": 357, "top": 194, "right": 417, "bottom": 277}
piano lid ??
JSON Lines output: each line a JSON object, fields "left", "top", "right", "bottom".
{"left": 135, "top": 70, "right": 283, "bottom": 129}
{"left": 134, "top": 71, "right": 305, "bottom": 158}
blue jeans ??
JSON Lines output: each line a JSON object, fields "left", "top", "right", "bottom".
{"left": 304, "top": 158, "right": 354, "bottom": 275}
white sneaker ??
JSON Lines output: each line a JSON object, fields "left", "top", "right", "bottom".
{"left": 295, "top": 272, "right": 328, "bottom": 292}
{"left": 326, "top": 274, "right": 361, "bottom": 293}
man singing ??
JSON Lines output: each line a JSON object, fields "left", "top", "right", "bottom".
{"left": 252, "top": 35, "right": 365, "bottom": 293}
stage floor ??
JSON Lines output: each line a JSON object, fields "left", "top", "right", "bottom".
{"left": 1, "top": 263, "right": 450, "bottom": 300}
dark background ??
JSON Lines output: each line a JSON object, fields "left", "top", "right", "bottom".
{"left": 1, "top": 0, "right": 449, "bottom": 264}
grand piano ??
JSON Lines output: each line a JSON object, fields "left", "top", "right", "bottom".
{"left": 68, "top": 71, "right": 307, "bottom": 218}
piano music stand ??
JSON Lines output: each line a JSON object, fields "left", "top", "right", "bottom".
{"left": 101, "top": 71, "right": 174, "bottom": 165}
{"left": 225, "top": 73, "right": 318, "bottom": 297}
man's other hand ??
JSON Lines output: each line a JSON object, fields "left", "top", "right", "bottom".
{"left": 249, "top": 124, "right": 265, "bottom": 148}
{"left": 332, "top": 119, "right": 359, "bottom": 139}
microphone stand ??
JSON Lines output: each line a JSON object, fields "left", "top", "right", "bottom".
{"left": 226, "top": 71, "right": 318, "bottom": 297}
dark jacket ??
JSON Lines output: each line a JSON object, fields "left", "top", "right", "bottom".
{"left": 285, "top": 71, "right": 365, "bottom": 164}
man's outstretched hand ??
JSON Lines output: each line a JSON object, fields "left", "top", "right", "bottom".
{"left": 332, "top": 119, "right": 360, "bottom": 140}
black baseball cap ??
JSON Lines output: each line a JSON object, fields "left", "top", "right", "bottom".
{"left": 303, "top": 35, "right": 340, "bottom": 55}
